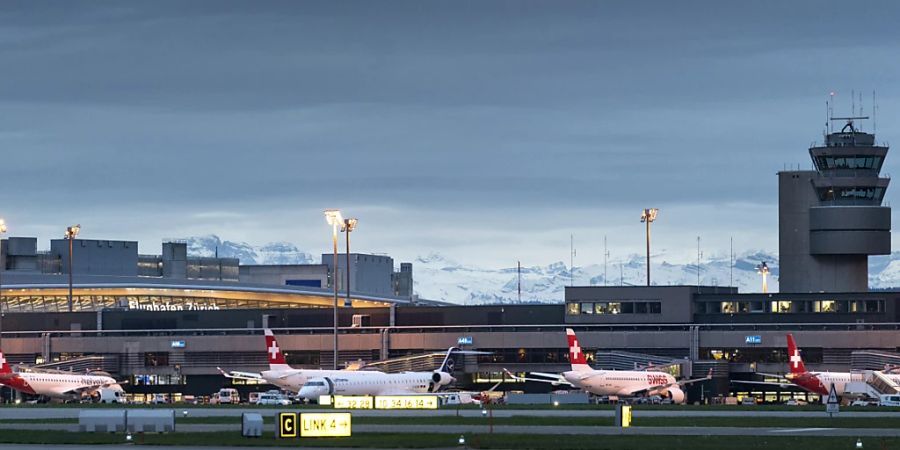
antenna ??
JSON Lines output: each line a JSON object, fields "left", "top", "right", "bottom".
{"left": 730, "top": 236, "right": 734, "bottom": 288}
{"left": 570, "top": 234, "right": 575, "bottom": 287}
{"left": 873, "top": 89, "right": 877, "bottom": 135}
{"left": 852, "top": 89, "right": 855, "bottom": 118}
{"left": 696, "top": 236, "right": 702, "bottom": 290}
{"left": 604, "top": 235, "right": 609, "bottom": 286}
{"left": 517, "top": 260, "right": 521, "bottom": 303}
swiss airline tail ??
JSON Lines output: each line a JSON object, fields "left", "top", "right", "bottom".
{"left": 565, "top": 328, "right": 591, "bottom": 372}
{"left": 0, "top": 351, "right": 11, "bottom": 375}
{"left": 786, "top": 334, "right": 807, "bottom": 374}
{"left": 264, "top": 329, "right": 291, "bottom": 371}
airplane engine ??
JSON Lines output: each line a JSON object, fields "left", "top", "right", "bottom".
{"left": 432, "top": 371, "right": 454, "bottom": 386}
{"left": 666, "top": 387, "right": 685, "bottom": 404}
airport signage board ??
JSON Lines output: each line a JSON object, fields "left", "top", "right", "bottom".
{"left": 318, "top": 395, "right": 332, "bottom": 406}
{"left": 745, "top": 335, "right": 762, "bottom": 345}
{"left": 374, "top": 395, "right": 439, "bottom": 410}
{"left": 278, "top": 412, "right": 352, "bottom": 438}
{"left": 278, "top": 412, "right": 298, "bottom": 438}
{"left": 457, "top": 336, "right": 473, "bottom": 345}
{"left": 170, "top": 340, "right": 186, "bottom": 348}
{"left": 300, "top": 413, "right": 352, "bottom": 437}
{"left": 333, "top": 395, "right": 374, "bottom": 409}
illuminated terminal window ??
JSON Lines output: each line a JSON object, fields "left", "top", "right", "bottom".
{"left": 770, "top": 301, "right": 792, "bottom": 313}
{"left": 567, "top": 301, "right": 659, "bottom": 315}
{"left": 813, "top": 300, "right": 837, "bottom": 313}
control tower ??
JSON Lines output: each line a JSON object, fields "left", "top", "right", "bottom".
{"left": 779, "top": 116, "right": 891, "bottom": 292}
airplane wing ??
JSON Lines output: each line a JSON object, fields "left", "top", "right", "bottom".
{"left": 503, "top": 369, "right": 574, "bottom": 386}
{"left": 730, "top": 379, "right": 795, "bottom": 389}
{"left": 217, "top": 367, "right": 264, "bottom": 381}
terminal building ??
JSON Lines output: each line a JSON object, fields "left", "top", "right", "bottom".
{"left": 0, "top": 115, "right": 897, "bottom": 403}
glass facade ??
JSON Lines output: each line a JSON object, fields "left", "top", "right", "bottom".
{"left": 813, "top": 155, "right": 882, "bottom": 171}
{"left": 701, "top": 299, "right": 885, "bottom": 315}
{"left": 817, "top": 186, "right": 885, "bottom": 202}
{"left": 0, "top": 293, "right": 348, "bottom": 313}
{"left": 566, "top": 301, "right": 661, "bottom": 315}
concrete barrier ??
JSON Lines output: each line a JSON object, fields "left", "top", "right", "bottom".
{"left": 241, "top": 412, "right": 263, "bottom": 437}
{"left": 78, "top": 409, "right": 126, "bottom": 432}
{"left": 126, "top": 409, "right": 175, "bottom": 433}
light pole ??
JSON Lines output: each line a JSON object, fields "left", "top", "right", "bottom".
{"left": 341, "top": 218, "right": 358, "bottom": 309}
{"left": 324, "top": 210, "right": 343, "bottom": 370}
{"left": 640, "top": 208, "right": 658, "bottom": 287}
{"left": 756, "top": 262, "right": 770, "bottom": 294}
{"left": 0, "top": 218, "right": 7, "bottom": 349}
{"left": 64, "top": 224, "right": 81, "bottom": 312}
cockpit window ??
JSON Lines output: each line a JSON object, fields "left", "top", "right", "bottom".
{"left": 306, "top": 381, "right": 325, "bottom": 387}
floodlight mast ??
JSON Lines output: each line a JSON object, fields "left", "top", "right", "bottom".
{"left": 640, "top": 209, "right": 658, "bottom": 287}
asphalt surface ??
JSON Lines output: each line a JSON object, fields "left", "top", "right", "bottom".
{"left": 2, "top": 407, "right": 900, "bottom": 419}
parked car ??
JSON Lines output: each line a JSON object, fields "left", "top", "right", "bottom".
{"left": 150, "top": 394, "right": 168, "bottom": 404}
{"left": 741, "top": 396, "right": 757, "bottom": 406}
{"left": 850, "top": 399, "right": 875, "bottom": 407}
{"left": 256, "top": 393, "right": 291, "bottom": 406}
{"left": 785, "top": 399, "right": 808, "bottom": 406}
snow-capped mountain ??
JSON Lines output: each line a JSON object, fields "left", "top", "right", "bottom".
{"left": 183, "top": 235, "right": 900, "bottom": 304}
{"left": 185, "top": 235, "right": 316, "bottom": 265}
{"left": 411, "top": 251, "right": 781, "bottom": 305}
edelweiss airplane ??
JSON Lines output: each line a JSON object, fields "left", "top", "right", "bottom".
{"left": 507, "top": 328, "right": 710, "bottom": 403}
{"left": 0, "top": 351, "right": 124, "bottom": 400}
{"left": 219, "top": 329, "right": 382, "bottom": 393}
{"left": 739, "top": 334, "right": 900, "bottom": 396}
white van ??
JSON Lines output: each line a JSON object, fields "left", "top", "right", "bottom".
{"left": 217, "top": 388, "right": 240, "bottom": 404}
{"left": 879, "top": 394, "right": 900, "bottom": 407}
{"left": 97, "top": 388, "right": 126, "bottom": 404}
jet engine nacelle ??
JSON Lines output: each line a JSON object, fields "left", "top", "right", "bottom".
{"left": 432, "top": 371, "right": 454, "bottom": 386}
{"left": 666, "top": 387, "right": 685, "bottom": 404}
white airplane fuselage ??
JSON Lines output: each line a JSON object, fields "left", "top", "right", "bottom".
{"left": 563, "top": 369, "right": 678, "bottom": 398}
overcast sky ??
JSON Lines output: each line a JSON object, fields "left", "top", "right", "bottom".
{"left": 3, "top": 1, "right": 900, "bottom": 267}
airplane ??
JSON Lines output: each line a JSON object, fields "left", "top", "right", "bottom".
{"left": 736, "top": 334, "right": 900, "bottom": 396}
{"left": 218, "top": 329, "right": 383, "bottom": 392}
{"left": 297, "top": 347, "right": 459, "bottom": 399}
{"left": 0, "top": 351, "right": 124, "bottom": 400}
{"left": 505, "top": 328, "right": 711, "bottom": 403}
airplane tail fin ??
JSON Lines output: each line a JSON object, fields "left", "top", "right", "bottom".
{"left": 786, "top": 334, "right": 807, "bottom": 374}
{"left": 566, "top": 328, "right": 591, "bottom": 372}
{"left": 0, "top": 351, "right": 11, "bottom": 375}
{"left": 264, "top": 329, "right": 290, "bottom": 371}
{"left": 438, "top": 347, "right": 460, "bottom": 375}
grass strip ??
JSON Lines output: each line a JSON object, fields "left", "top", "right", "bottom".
{"left": 0, "top": 430, "right": 895, "bottom": 449}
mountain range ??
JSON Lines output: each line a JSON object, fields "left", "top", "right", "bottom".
{"left": 185, "top": 235, "right": 899, "bottom": 304}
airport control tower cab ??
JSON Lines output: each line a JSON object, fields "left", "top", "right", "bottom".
{"left": 779, "top": 110, "right": 891, "bottom": 293}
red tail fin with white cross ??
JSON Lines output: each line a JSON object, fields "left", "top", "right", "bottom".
{"left": 0, "top": 351, "right": 11, "bottom": 375}
{"left": 264, "top": 329, "right": 290, "bottom": 371}
{"left": 786, "top": 334, "right": 807, "bottom": 375}
{"left": 566, "top": 328, "right": 591, "bottom": 372}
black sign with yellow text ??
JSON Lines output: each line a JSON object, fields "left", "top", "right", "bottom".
{"left": 278, "top": 412, "right": 298, "bottom": 438}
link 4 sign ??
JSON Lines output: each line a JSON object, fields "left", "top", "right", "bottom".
{"left": 278, "top": 412, "right": 352, "bottom": 438}
{"left": 374, "top": 395, "right": 439, "bottom": 409}
{"left": 300, "top": 413, "right": 352, "bottom": 437}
